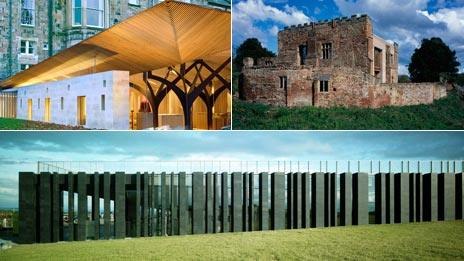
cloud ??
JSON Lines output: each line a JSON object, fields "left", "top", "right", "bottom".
{"left": 334, "top": 0, "right": 464, "bottom": 73}
{"left": 233, "top": 0, "right": 310, "bottom": 48}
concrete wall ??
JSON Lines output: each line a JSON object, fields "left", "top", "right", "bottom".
{"left": 15, "top": 70, "right": 129, "bottom": 129}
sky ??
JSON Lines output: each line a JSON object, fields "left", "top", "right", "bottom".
{"left": 232, "top": 0, "right": 464, "bottom": 75}
{"left": 0, "top": 131, "right": 463, "bottom": 208}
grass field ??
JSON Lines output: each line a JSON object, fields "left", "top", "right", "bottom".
{"left": 1, "top": 221, "right": 463, "bottom": 260}
{"left": 233, "top": 91, "right": 464, "bottom": 130}
{"left": 0, "top": 118, "right": 88, "bottom": 130}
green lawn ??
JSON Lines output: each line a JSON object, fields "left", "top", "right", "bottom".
{"left": 0, "top": 118, "right": 88, "bottom": 130}
{"left": 233, "top": 91, "right": 464, "bottom": 129}
{"left": 1, "top": 221, "right": 464, "bottom": 260}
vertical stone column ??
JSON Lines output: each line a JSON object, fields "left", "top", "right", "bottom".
{"left": 154, "top": 175, "right": 160, "bottom": 236}
{"left": 294, "top": 172, "right": 302, "bottom": 228}
{"left": 68, "top": 173, "right": 74, "bottom": 241}
{"left": 456, "top": 172, "right": 463, "bottom": 220}
{"left": 143, "top": 172, "right": 149, "bottom": 237}
{"left": 231, "top": 172, "right": 242, "bottom": 232}
{"left": 394, "top": 173, "right": 409, "bottom": 224}
{"left": 39, "top": 172, "right": 52, "bottom": 243}
{"left": 160, "top": 172, "right": 167, "bottom": 236}
{"left": 93, "top": 173, "right": 100, "bottom": 240}
{"left": 206, "top": 172, "right": 214, "bottom": 233}
{"left": 302, "top": 172, "right": 311, "bottom": 228}
{"left": 259, "top": 172, "right": 269, "bottom": 230}
{"left": 415, "top": 173, "right": 423, "bottom": 222}
{"left": 248, "top": 173, "right": 255, "bottom": 231}
{"left": 135, "top": 172, "right": 141, "bottom": 237}
{"left": 242, "top": 172, "right": 248, "bottom": 232}
{"left": 438, "top": 172, "right": 455, "bottom": 220}
{"left": 213, "top": 173, "right": 220, "bottom": 233}
{"left": 287, "top": 172, "right": 294, "bottom": 229}
{"left": 353, "top": 172, "right": 368, "bottom": 225}
{"left": 192, "top": 172, "right": 205, "bottom": 234}
{"left": 329, "top": 173, "right": 337, "bottom": 227}
{"left": 311, "top": 172, "right": 325, "bottom": 228}
{"left": 409, "top": 173, "right": 416, "bottom": 222}
{"left": 52, "top": 173, "right": 61, "bottom": 242}
{"left": 115, "top": 172, "right": 126, "bottom": 239}
{"left": 103, "top": 172, "right": 111, "bottom": 239}
{"left": 171, "top": 176, "right": 178, "bottom": 236}
{"left": 423, "top": 173, "right": 438, "bottom": 221}
{"left": 150, "top": 173, "right": 155, "bottom": 236}
{"left": 77, "top": 172, "right": 87, "bottom": 241}
{"left": 271, "top": 172, "right": 285, "bottom": 230}
{"left": 386, "top": 173, "right": 395, "bottom": 224}
{"left": 19, "top": 172, "right": 37, "bottom": 243}
{"left": 178, "top": 172, "right": 188, "bottom": 235}
{"left": 340, "top": 173, "right": 352, "bottom": 226}
{"left": 221, "top": 172, "right": 229, "bottom": 232}
{"left": 375, "top": 173, "right": 386, "bottom": 224}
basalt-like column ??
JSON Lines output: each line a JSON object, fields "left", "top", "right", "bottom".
{"left": 68, "top": 172, "right": 75, "bottom": 241}
{"left": 311, "top": 172, "right": 325, "bottom": 228}
{"left": 438, "top": 173, "right": 455, "bottom": 221}
{"left": 375, "top": 173, "right": 386, "bottom": 224}
{"left": 248, "top": 173, "right": 255, "bottom": 231}
{"left": 115, "top": 172, "right": 126, "bottom": 239}
{"left": 231, "top": 172, "right": 242, "bottom": 232}
{"left": 192, "top": 172, "right": 205, "bottom": 234}
{"left": 206, "top": 172, "right": 214, "bottom": 233}
{"left": 302, "top": 172, "right": 311, "bottom": 228}
{"left": 271, "top": 172, "right": 285, "bottom": 230}
{"left": 386, "top": 173, "right": 395, "bottom": 224}
{"left": 415, "top": 173, "right": 423, "bottom": 222}
{"left": 294, "top": 172, "right": 302, "bottom": 229}
{"left": 456, "top": 173, "right": 463, "bottom": 220}
{"left": 92, "top": 173, "right": 100, "bottom": 240}
{"left": 329, "top": 173, "right": 337, "bottom": 227}
{"left": 353, "top": 172, "right": 368, "bottom": 225}
{"left": 214, "top": 173, "right": 220, "bottom": 233}
{"left": 423, "top": 173, "right": 438, "bottom": 221}
{"left": 19, "top": 172, "right": 37, "bottom": 243}
{"left": 143, "top": 172, "right": 149, "bottom": 236}
{"left": 259, "top": 172, "right": 269, "bottom": 230}
{"left": 221, "top": 172, "right": 229, "bottom": 232}
{"left": 77, "top": 172, "right": 87, "bottom": 241}
{"left": 178, "top": 172, "right": 188, "bottom": 235}
{"left": 52, "top": 172, "right": 62, "bottom": 242}
{"left": 394, "top": 173, "right": 409, "bottom": 224}
{"left": 103, "top": 172, "right": 111, "bottom": 239}
{"left": 135, "top": 172, "right": 141, "bottom": 237}
{"left": 242, "top": 172, "right": 248, "bottom": 232}
{"left": 287, "top": 172, "right": 294, "bottom": 229}
{"left": 340, "top": 173, "right": 352, "bottom": 226}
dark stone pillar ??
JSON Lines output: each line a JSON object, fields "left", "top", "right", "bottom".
{"left": 353, "top": 172, "right": 368, "bottom": 225}
{"left": 415, "top": 173, "right": 423, "bottom": 222}
{"left": 409, "top": 173, "right": 416, "bottom": 222}
{"left": 329, "top": 173, "right": 337, "bottom": 227}
{"left": 19, "top": 172, "right": 37, "bottom": 243}
{"left": 259, "top": 172, "right": 269, "bottom": 230}
{"left": 271, "top": 172, "right": 285, "bottom": 230}
{"left": 160, "top": 172, "right": 167, "bottom": 236}
{"left": 103, "top": 172, "right": 111, "bottom": 239}
{"left": 171, "top": 182, "right": 178, "bottom": 236}
{"left": 178, "top": 172, "right": 188, "bottom": 235}
{"left": 302, "top": 172, "right": 311, "bottom": 228}
{"left": 242, "top": 172, "right": 248, "bottom": 232}
{"left": 52, "top": 173, "right": 61, "bottom": 242}
{"left": 77, "top": 172, "right": 87, "bottom": 241}
{"left": 340, "top": 173, "right": 352, "bottom": 226}
{"left": 206, "top": 172, "right": 214, "bottom": 233}
{"left": 287, "top": 172, "right": 294, "bottom": 229}
{"left": 143, "top": 172, "right": 149, "bottom": 237}
{"left": 394, "top": 173, "right": 409, "bottom": 224}
{"left": 294, "top": 172, "right": 302, "bottom": 228}
{"left": 221, "top": 172, "right": 229, "bottom": 232}
{"left": 214, "top": 173, "right": 220, "bottom": 233}
{"left": 68, "top": 172, "right": 74, "bottom": 241}
{"left": 248, "top": 173, "right": 254, "bottom": 231}
{"left": 456, "top": 173, "right": 463, "bottom": 220}
{"left": 192, "top": 172, "right": 205, "bottom": 234}
{"left": 311, "top": 172, "right": 324, "bottom": 228}
{"left": 375, "top": 173, "right": 386, "bottom": 224}
{"left": 150, "top": 173, "right": 155, "bottom": 236}
{"left": 386, "top": 173, "right": 395, "bottom": 224}
{"left": 39, "top": 172, "right": 52, "bottom": 243}
{"left": 324, "top": 173, "right": 330, "bottom": 227}
{"left": 93, "top": 173, "right": 100, "bottom": 240}
{"left": 135, "top": 172, "right": 141, "bottom": 237}
{"left": 231, "top": 172, "right": 242, "bottom": 232}
{"left": 115, "top": 172, "right": 126, "bottom": 239}
{"left": 423, "top": 173, "right": 438, "bottom": 221}
{"left": 438, "top": 173, "right": 455, "bottom": 220}
{"left": 154, "top": 176, "right": 160, "bottom": 236}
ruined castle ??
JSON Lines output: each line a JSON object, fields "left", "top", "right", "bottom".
{"left": 240, "top": 15, "right": 447, "bottom": 108}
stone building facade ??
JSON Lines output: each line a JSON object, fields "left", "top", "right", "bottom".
{"left": 240, "top": 15, "right": 448, "bottom": 108}
{"left": 0, "top": 0, "right": 229, "bottom": 81}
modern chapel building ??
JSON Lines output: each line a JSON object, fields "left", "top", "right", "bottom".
{"left": 0, "top": 0, "right": 231, "bottom": 130}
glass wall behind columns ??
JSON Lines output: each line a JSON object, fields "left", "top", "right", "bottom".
{"left": 213, "top": 91, "right": 231, "bottom": 129}
{"left": 158, "top": 90, "right": 184, "bottom": 129}
{"left": 129, "top": 88, "right": 152, "bottom": 130}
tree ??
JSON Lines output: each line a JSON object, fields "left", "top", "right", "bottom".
{"left": 408, "top": 37, "right": 460, "bottom": 82}
{"left": 233, "top": 38, "right": 275, "bottom": 71}
{"left": 398, "top": 75, "right": 411, "bottom": 83}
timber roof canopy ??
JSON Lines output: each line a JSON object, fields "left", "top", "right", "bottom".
{"left": 0, "top": 0, "right": 230, "bottom": 88}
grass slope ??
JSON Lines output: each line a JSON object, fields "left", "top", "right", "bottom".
{"left": 0, "top": 118, "right": 88, "bottom": 130}
{"left": 2, "top": 221, "right": 464, "bottom": 260}
{"left": 233, "top": 91, "right": 464, "bottom": 130}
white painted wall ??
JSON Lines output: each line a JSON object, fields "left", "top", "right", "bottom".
{"left": 15, "top": 71, "right": 130, "bottom": 129}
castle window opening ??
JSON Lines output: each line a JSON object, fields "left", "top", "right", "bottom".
{"left": 299, "top": 44, "right": 308, "bottom": 65}
{"left": 279, "top": 76, "right": 287, "bottom": 89}
{"left": 322, "top": 43, "right": 332, "bottom": 59}
{"left": 319, "top": 80, "right": 329, "bottom": 92}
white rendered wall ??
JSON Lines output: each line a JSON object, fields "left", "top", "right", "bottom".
{"left": 16, "top": 71, "right": 130, "bottom": 130}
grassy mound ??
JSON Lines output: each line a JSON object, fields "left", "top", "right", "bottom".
{"left": 1, "top": 221, "right": 463, "bottom": 260}
{"left": 232, "top": 91, "right": 464, "bottom": 129}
